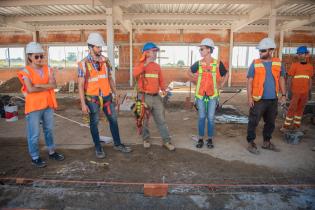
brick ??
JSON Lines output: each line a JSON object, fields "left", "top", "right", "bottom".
{"left": 143, "top": 183, "right": 168, "bottom": 197}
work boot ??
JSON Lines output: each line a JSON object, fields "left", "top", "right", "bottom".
{"left": 49, "top": 152, "right": 65, "bottom": 161}
{"left": 114, "top": 144, "right": 132, "bottom": 153}
{"left": 95, "top": 147, "right": 106, "bottom": 159}
{"left": 196, "top": 139, "right": 204, "bottom": 148}
{"left": 143, "top": 140, "right": 151, "bottom": 149}
{"left": 32, "top": 157, "right": 47, "bottom": 168}
{"left": 247, "top": 142, "right": 259, "bottom": 155}
{"left": 206, "top": 138, "right": 214, "bottom": 149}
{"left": 262, "top": 141, "right": 280, "bottom": 152}
{"left": 163, "top": 142, "right": 175, "bottom": 151}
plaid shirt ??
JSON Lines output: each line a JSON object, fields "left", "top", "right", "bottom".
{"left": 78, "top": 54, "right": 112, "bottom": 96}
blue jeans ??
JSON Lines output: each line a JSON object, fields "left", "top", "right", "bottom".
{"left": 196, "top": 97, "right": 218, "bottom": 138}
{"left": 86, "top": 95, "right": 122, "bottom": 150}
{"left": 25, "top": 108, "right": 55, "bottom": 160}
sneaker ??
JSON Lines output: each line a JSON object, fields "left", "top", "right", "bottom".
{"left": 31, "top": 157, "right": 47, "bottom": 168}
{"left": 206, "top": 139, "right": 214, "bottom": 149}
{"left": 143, "top": 140, "right": 151, "bottom": 148}
{"left": 247, "top": 142, "right": 260, "bottom": 155}
{"left": 196, "top": 139, "right": 204, "bottom": 148}
{"left": 114, "top": 144, "right": 132, "bottom": 153}
{"left": 163, "top": 142, "right": 175, "bottom": 151}
{"left": 95, "top": 147, "right": 106, "bottom": 159}
{"left": 49, "top": 152, "right": 65, "bottom": 161}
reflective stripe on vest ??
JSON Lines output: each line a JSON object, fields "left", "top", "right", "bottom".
{"left": 293, "top": 75, "right": 310, "bottom": 79}
{"left": 195, "top": 59, "right": 219, "bottom": 99}
{"left": 254, "top": 63, "right": 264, "bottom": 68}
{"left": 88, "top": 74, "right": 108, "bottom": 82}
{"left": 144, "top": 73, "right": 159, "bottom": 78}
{"left": 272, "top": 62, "right": 281, "bottom": 66}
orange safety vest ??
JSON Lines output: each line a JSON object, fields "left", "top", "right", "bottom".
{"left": 17, "top": 65, "right": 57, "bottom": 114}
{"left": 252, "top": 58, "right": 282, "bottom": 101}
{"left": 195, "top": 59, "right": 220, "bottom": 99}
{"left": 138, "top": 62, "right": 162, "bottom": 94}
{"left": 78, "top": 57, "right": 111, "bottom": 96}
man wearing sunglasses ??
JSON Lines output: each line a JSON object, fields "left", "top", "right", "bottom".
{"left": 281, "top": 46, "right": 313, "bottom": 132}
{"left": 187, "top": 38, "right": 229, "bottom": 149}
{"left": 246, "top": 38, "right": 286, "bottom": 154}
{"left": 17, "top": 42, "right": 65, "bottom": 168}
{"left": 78, "top": 32, "right": 132, "bottom": 159}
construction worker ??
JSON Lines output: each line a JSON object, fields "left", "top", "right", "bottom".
{"left": 187, "top": 38, "right": 229, "bottom": 149}
{"left": 78, "top": 32, "right": 132, "bottom": 158}
{"left": 246, "top": 38, "right": 287, "bottom": 154}
{"left": 133, "top": 42, "right": 175, "bottom": 151}
{"left": 281, "top": 46, "right": 313, "bottom": 131}
{"left": 17, "top": 42, "right": 65, "bottom": 168}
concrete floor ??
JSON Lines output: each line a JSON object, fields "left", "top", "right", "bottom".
{"left": 1, "top": 90, "right": 315, "bottom": 173}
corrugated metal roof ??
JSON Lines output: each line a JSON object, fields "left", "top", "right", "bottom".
{"left": 0, "top": 5, "right": 108, "bottom": 16}
{"left": 28, "top": 20, "right": 107, "bottom": 26}
{"left": 277, "top": 3, "right": 315, "bottom": 16}
{"left": 133, "top": 19, "right": 232, "bottom": 26}
{"left": 0, "top": 1, "right": 314, "bottom": 31}
{"left": 124, "top": 3, "right": 253, "bottom": 15}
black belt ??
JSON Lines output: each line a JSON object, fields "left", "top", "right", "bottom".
{"left": 139, "top": 92, "right": 158, "bottom": 96}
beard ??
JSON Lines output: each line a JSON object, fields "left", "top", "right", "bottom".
{"left": 260, "top": 54, "right": 269, "bottom": 59}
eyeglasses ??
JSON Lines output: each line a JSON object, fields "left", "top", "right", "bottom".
{"left": 34, "top": 55, "right": 44, "bottom": 60}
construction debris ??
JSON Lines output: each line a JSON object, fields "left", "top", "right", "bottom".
{"left": 89, "top": 161, "right": 109, "bottom": 167}
{"left": 283, "top": 131, "right": 305, "bottom": 145}
{"left": 0, "top": 77, "right": 22, "bottom": 93}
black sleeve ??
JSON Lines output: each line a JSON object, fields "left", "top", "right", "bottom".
{"left": 190, "top": 61, "right": 199, "bottom": 73}
{"left": 219, "top": 61, "right": 227, "bottom": 77}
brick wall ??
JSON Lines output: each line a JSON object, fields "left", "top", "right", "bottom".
{"left": 0, "top": 29, "right": 314, "bottom": 88}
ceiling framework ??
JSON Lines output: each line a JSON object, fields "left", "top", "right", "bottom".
{"left": 0, "top": 0, "right": 314, "bottom": 33}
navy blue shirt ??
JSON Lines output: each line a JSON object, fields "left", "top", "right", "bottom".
{"left": 247, "top": 61, "right": 286, "bottom": 99}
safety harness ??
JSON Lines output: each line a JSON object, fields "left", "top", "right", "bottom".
{"left": 132, "top": 72, "right": 151, "bottom": 135}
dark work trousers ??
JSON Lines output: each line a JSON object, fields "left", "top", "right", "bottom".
{"left": 247, "top": 99, "right": 278, "bottom": 143}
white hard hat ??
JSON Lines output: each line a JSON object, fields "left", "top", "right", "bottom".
{"left": 257, "top": 38, "right": 276, "bottom": 50}
{"left": 87, "top": 32, "right": 105, "bottom": 47}
{"left": 199, "top": 38, "right": 215, "bottom": 48}
{"left": 25, "top": 42, "right": 44, "bottom": 54}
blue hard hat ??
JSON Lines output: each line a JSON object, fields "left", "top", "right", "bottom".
{"left": 142, "top": 42, "right": 159, "bottom": 53}
{"left": 296, "top": 46, "right": 309, "bottom": 54}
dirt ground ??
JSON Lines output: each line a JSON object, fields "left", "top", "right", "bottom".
{"left": 0, "top": 89, "right": 315, "bottom": 209}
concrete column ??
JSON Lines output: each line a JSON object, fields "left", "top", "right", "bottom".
{"left": 268, "top": 9, "right": 276, "bottom": 40}
{"left": 228, "top": 29, "right": 233, "bottom": 87}
{"left": 279, "top": 30, "right": 284, "bottom": 59}
{"left": 32, "top": 31, "right": 39, "bottom": 42}
{"left": 129, "top": 29, "right": 133, "bottom": 87}
{"left": 106, "top": 9, "right": 115, "bottom": 82}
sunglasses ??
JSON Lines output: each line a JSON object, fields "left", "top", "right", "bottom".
{"left": 34, "top": 55, "right": 44, "bottom": 60}
{"left": 259, "top": 48, "right": 274, "bottom": 53}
